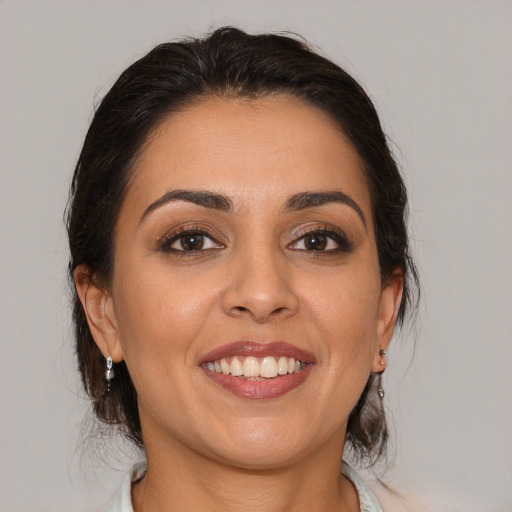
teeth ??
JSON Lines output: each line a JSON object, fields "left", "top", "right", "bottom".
{"left": 243, "top": 356, "right": 260, "bottom": 377}
{"left": 220, "top": 358, "right": 231, "bottom": 375}
{"left": 206, "top": 356, "right": 306, "bottom": 379}
{"left": 260, "top": 356, "right": 278, "bottom": 378}
{"left": 230, "top": 356, "right": 243, "bottom": 376}
{"left": 277, "top": 357, "right": 288, "bottom": 375}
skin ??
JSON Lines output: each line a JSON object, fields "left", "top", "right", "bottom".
{"left": 75, "top": 95, "right": 403, "bottom": 512}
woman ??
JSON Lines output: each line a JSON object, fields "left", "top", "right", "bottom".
{"left": 67, "top": 27, "right": 418, "bottom": 512}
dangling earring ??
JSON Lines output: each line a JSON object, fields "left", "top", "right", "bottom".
{"left": 105, "top": 354, "right": 115, "bottom": 390}
{"left": 377, "top": 349, "right": 387, "bottom": 400}
{"left": 377, "top": 373, "right": 385, "bottom": 400}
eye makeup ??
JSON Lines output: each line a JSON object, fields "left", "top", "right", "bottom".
{"left": 158, "top": 223, "right": 225, "bottom": 256}
{"left": 288, "top": 223, "right": 354, "bottom": 254}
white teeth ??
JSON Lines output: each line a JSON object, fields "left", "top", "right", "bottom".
{"left": 207, "top": 355, "right": 307, "bottom": 379}
{"left": 277, "top": 356, "right": 288, "bottom": 375}
{"left": 260, "top": 356, "right": 278, "bottom": 378}
{"left": 243, "top": 356, "right": 260, "bottom": 377}
{"left": 230, "top": 356, "right": 243, "bottom": 376}
{"left": 220, "top": 358, "right": 230, "bottom": 374}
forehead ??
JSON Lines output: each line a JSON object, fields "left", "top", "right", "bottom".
{"left": 126, "top": 94, "right": 371, "bottom": 216}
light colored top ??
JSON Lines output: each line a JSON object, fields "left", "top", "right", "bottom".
{"left": 104, "top": 460, "right": 383, "bottom": 512}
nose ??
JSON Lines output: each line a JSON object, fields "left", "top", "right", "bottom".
{"left": 221, "top": 247, "right": 300, "bottom": 323}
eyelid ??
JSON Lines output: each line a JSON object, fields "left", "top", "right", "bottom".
{"left": 287, "top": 223, "right": 353, "bottom": 252}
{"left": 158, "top": 223, "right": 225, "bottom": 252}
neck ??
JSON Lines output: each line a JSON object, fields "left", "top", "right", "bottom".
{"left": 132, "top": 430, "right": 359, "bottom": 512}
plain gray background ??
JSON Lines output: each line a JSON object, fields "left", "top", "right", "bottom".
{"left": 1, "top": 1, "right": 511, "bottom": 511}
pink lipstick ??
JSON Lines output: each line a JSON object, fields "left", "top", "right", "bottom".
{"left": 199, "top": 341, "right": 315, "bottom": 400}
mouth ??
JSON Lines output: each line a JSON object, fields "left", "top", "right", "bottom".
{"left": 199, "top": 342, "right": 315, "bottom": 400}
{"left": 204, "top": 355, "right": 307, "bottom": 379}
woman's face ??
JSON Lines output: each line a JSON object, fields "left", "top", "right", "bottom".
{"left": 86, "top": 95, "right": 401, "bottom": 469}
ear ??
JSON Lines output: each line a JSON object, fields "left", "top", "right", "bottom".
{"left": 371, "top": 269, "right": 403, "bottom": 372}
{"left": 73, "top": 264, "right": 124, "bottom": 362}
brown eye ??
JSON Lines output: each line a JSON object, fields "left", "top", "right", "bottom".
{"left": 289, "top": 227, "right": 353, "bottom": 253}
{"left": 161, "top": 229, "right": 223, "bottom": 253}
{"left": 303, "top": 233, "right": 327, "bottom": 251}
{"left": 179, "top": 233, "right": 205, "bottom": 251}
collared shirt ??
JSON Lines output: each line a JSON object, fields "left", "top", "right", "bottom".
{"left": 104, "top": 460, "right": 383, "bottom": 512}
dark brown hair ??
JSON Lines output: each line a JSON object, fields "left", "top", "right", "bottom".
{"left": 67, "top": 27, "right": 418, "bottom": 464}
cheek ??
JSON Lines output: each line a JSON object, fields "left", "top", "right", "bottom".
{"left": 111, "top": 262, "right": 219, "bottom": 364}
{"left": 310, "top": 263, "right": 381, "bottom": 321}
{"left": 304, "top": 264, "right": 382, "bottom": 361}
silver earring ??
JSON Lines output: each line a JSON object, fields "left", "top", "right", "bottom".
{"left": 105, "top": 354, "right": 115, "bottom": 386}
{"left": 377, "top": 351, "right": 386, "bottom": 398}
{"left": 377, "top": 373, "right": 385, "bottom": 400}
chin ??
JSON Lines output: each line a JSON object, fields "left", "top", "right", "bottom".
{"left": 199, "top": 418, "right": 324, "bottom": 471}
{"left": 212, "top": 445, "right": 308, "bottom": 471}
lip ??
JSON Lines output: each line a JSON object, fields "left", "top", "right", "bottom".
{"left": 198, "top": 341, "right": 316, "bottom": 366}
{"left": 198, "top": 341, "right": 316, "bottom": 400}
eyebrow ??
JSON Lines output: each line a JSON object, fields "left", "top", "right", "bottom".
{"left": 140, "top": 188, "right": 366, "bottom": 229}
{"left": 284, "top": 191, "right": 367, "bottom": 229}
{"left": 140, "top": 189, "right": 232, "bottom": 223}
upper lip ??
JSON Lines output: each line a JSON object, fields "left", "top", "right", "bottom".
{"left": 198, "top": 341, "right": 316, "bottom": 365}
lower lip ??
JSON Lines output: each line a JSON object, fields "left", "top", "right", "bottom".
{"left": 202, "top": 365, "right": 314, "bottom": 400}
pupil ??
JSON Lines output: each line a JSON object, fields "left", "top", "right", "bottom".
{"left": 305, "top": 234, "right": 327, "bottom": 250}
{"left": 181, "top": 234, "right": 204, "bottom": 251}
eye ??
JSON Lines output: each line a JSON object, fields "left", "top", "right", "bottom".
{"left": 161, "top": 228, "right": 223, "bottom": 253}
{"left": 289, "top": 227, "right": 352, "bottom": 253}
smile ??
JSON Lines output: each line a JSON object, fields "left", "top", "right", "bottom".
{"left": 199, "top": 342, "right": 315, "bottom": 399}
{"left": 204, "top": 356, "right": 307, "bottom": 379}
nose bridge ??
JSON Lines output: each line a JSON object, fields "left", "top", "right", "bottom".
{"left": 222, "top": 237, "right": 299, "bottom": 322}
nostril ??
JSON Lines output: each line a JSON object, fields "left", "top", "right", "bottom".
{"left": 270, "top": 307, "right": 287, "bottom": 317}
{"left": 231, "top": 305, "right": 289, "bottom": 320}
{"left": 223, "top": 281, "right": 300, "bottom": 322}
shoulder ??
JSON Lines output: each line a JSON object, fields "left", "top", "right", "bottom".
{"left": 341, "top": 462, "right": 384, "bottom": 512}
{"left": 103, "top": 461, "right": 147, "bottom": 512}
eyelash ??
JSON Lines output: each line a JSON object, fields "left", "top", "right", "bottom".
{"left": 159, "top": 226, "right": 223, "bottom": 255}
{"left": 290, "top": 226, "right": 353, "bottom": 253}
{"left": 158, "top": 224, "right": 352, "bottom": 255}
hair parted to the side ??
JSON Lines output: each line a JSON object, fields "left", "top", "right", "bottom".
{"left": 67, "top": 26, "right": 419, "bottom": 465}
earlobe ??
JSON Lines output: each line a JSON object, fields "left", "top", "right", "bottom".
{"left": 73, "top": 265, "right": 124, "bottom": 362}
{"left": 371, "top": 271, "right": 403, "bottom": 372}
